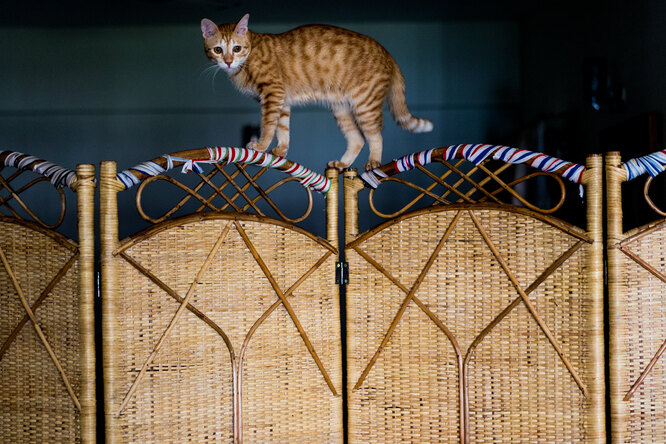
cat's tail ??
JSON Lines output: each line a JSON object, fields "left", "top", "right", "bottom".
{"left": 388, "top": 65, "right": 434, "bottom": 133}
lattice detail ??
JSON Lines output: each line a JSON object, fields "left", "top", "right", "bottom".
{"left": 118, "top": 147, "right": 330, "bottom": 193}
{"left": 113, "top": 220, "right": 337, "bottom": 442}
{"left": 118, "top": 148, "right": 331, "bottom": 224}
{"left": 135, "top": 162, "right": 314, "bottom": 224}
{"left": 365, "top": 157, "right": 567, "bottom": 218}
{"left": 0, "top": 166, "right": 67, "bottom": 228}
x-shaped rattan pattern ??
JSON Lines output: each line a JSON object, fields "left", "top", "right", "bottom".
{"left": 349, "top": 209, "right": 590, "bottom": 442}
{"left": 0, "top": 168, "right": 66, "bottom": 228}
{"left": 0, "top": 244, "right": 81, "bottom": 410}
{"left": 369, "top": 160, "right": 565, "bottom": 219}
{"left": 617, "top": 220, "right": 666, "bottom": 401}
{"left": 115, "top": 220, "right": 336, "bottom": 440}
{"left": 136, "top": 163, "right": 312, "bottom": 224}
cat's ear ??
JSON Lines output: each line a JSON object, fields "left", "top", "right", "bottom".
{"left": 201, "top": 18, "right": 219, "bottom": 39}
{"left": 234, "top": 13, "right": 250, "bottom": 36}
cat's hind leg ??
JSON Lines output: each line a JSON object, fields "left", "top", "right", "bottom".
{"left": 328, "top": 104, "right": 365, "bottom": 169}
{"left": 355, "top": 107, "right": 384, "bottom": 171}
{"left": 271, "top": 105, "right": 291, "bottom": 157}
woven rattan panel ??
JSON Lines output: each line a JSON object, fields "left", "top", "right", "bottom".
{"left": 106, "top": 215, "right": 342, "bottom": 442}
{"left": 346, "top": 206, "right": 596, "bottom": 443}
{"left": 615, "top": 220, "right": 666, "bottom": 442}
{"left": 0, "top": 219, "right": 82, "bottom": 442}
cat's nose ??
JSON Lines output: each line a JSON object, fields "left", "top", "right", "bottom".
{"left": 225, "top": 61, "right": 232, "bottom": 67}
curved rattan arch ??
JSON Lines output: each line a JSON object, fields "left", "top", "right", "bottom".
{"left": 360, "top": 144, "right": 586, "bottom": 186}
{"left": 346, "top": 202, "right": 589, "bottom": 249}
{"left": 619, "top": 148, "right": 666, "bottom": 215}
{"left": 0, "top": 151, "right": 79, "bottom": 228}
{"left": 116, "top": 147, "right": 331, "bottom": 193}
{"left": 116, "top": 209, "right": 337, "bottom": 255}
{"left": 115, "top": 147, "right": 332, "bottom": 224}
{"left": 357, "top": 145, "right": 587, "bottom": 219}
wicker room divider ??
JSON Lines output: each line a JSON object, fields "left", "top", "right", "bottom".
{"left": 99, "top": 148, "right": 343, "bottom": 443}
{"left": 607, "top": 150, "right": 666, "bottom": 443}
{"left": 343, "top": 146, "right": 605, "bottom": 443}
{"left": 0, "top": 152, "right": 96, "bottom": 443}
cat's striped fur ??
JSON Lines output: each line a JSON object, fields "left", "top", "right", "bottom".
{"left": 201, "top": 14, "right": 433, "bottom": 170}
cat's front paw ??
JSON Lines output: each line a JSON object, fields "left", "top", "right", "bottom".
{"left": 364, "top": 160, "right": 381, "bottom": 171}
{"left": 271, "top": 144, "right": 289, "bottom": 157}
{"left": 327, "top": 160, "right": 350, "bottom": 171}
{"left": 246, "top": 140, "right": 268, "bottom": 152}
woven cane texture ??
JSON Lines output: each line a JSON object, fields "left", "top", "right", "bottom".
{"left": 346, "top": 205, "right": 597, "bottom": 443}
{"left": 0, "top": 218, "right": 82, "bottom": 442}
{"left": 105, "top": 214, "right": 342, "bottom": 443}
{"left": 613, "top": 220, "right": 666, "bottom": 442}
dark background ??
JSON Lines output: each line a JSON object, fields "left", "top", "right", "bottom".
{"left": 1, "top": 0, "right": 664, "bottom": 236}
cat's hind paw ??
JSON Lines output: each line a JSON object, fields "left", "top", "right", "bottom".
{"left": 364, "top": 160, "right": 381, "bottom": 171}
{"left": 246, "top": 140, "right": 268, "bottom": 152}
{"left": 271, "top": 144, "right": 289, "bottom": 157}
{"left": 327, "top": 160, "right": 350, "bottom": 171}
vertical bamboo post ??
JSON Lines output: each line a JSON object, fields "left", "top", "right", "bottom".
{"left": 100, "top": 161, "right": 123, "bottom": 444}
{"left": 583, "top": 154, "right": 606, "bottom": 442}
{"left": 343, "top": 169, "right": 364, "bottom": 245}
{"left": 75, "top": 164, "right": 97, "bottom": 444}
{"left": 605, "top": 151, "right": 626, "bottom": 444}
{"left": 325, "top": 168, "right": 339, "bottom": 249}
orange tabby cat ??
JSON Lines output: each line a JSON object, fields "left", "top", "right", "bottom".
{"left": 201, "top": 14, "right": 433, "bottom": 170}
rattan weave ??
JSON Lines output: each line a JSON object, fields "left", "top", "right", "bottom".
{"left": 607, "top": 152, "right": 666, "bottom": 443}
{"left": 0, "top": 162, "right": 96, "bottom": 443}
{"left": 344, "top": 155, "right": 604, "bottom": 443}
{"left": 101, "top": 160, "right": 342, "bottom": 443}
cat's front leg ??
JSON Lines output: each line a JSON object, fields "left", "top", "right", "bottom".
{"left": 247, "top": 89, "right": 286, "bottom": 152}
{"left": 271, "top": 105, "right": 291, "bottom": 157}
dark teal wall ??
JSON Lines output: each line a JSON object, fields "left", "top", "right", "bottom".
{"left": 0, "top": 21, "right": 521, "bottom": 237}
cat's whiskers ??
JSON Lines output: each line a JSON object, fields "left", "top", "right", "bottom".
{"left": 200, "top": 63, "right": 224, "bottom": 93}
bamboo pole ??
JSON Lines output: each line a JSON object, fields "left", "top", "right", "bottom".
{"left": 325, "top": 168, "right": 339, "bottom": 248}
{"left": 74, "top": 164, "right": 97, "bottom": 444}
{"left": 583, "top": 154, "right": 606, "bottom": 443}
{"left": 605, "top": 152, "right": 627, "bottom": 443}
{"left": 100, "top": 161, "right": 123, "bottom": 444}
{"left": 343, "top": 170, "right": 363, "bottom": 245}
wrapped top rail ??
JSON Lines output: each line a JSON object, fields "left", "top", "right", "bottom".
{"left": 117, "top": 146, "right": 331, "bottom": 194}
{"left": 0, "top": 151, "right": 77, "bottom": 188}
{"left": 361, "top": 144, "right": 586, "bottom": 188}
{"left": 621, "top": 149, "right": 666, "bottom": 181}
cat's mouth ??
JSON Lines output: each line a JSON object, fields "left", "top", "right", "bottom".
{"left": 219, "top": 62, "right": 241, "bottom": 74}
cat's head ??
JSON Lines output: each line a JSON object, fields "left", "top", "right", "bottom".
{"left": 201, "top": 14, "right": 251, "bottom": 74}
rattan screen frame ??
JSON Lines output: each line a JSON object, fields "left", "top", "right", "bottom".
{"left": 100, "top": 159, "right": 343, "bottom": 443}
{"left": 343, "top": 154, "right": 605, "bottom": 443}
{"left": 606, "top": 151, "right": 666, "bottom": 443}
{"left": 0, "top": 161, "right": 96, "bottom": 443}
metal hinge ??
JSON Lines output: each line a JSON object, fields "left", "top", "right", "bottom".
{"left": 335, "top": 261, "right": 349, "bottom": 285}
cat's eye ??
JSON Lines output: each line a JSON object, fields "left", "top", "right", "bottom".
{"left": 233, "top": 45, "right": 242, "bottom": 53}
{"left": 213, "top": 46, "right": 223, "bottom": 54}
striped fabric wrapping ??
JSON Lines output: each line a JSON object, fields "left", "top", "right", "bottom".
{"left": 117, "top": 147, "right": 331, "bottom": 194}
{"left": 1, "top": 151, "right": 77, "bottom": 188}
{"left": 622, "top": 149, "right": 666, "bottom": 181}
{"left": 361, "top": 144, "right": 586, "bottom": 188}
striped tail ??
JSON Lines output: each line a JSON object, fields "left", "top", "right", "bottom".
{"left": 388, "top": 64, "right": 434, "bottom": 133}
